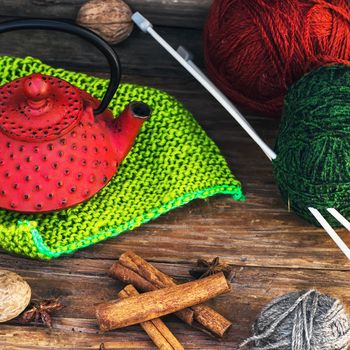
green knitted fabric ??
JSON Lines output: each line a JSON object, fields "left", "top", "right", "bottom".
{"left": 273, "top": 65, "right": 350, "bottom": 226}
{"left": 0, "top": 56, "right": 243, "bottom": 259}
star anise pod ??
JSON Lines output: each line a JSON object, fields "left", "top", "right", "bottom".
{"left": 189, "top": 257, "right": 232, "bottom": 279}
{"left": 18, "top": 298, "right": 64, "bottom": 328}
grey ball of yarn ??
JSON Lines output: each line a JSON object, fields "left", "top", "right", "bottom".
{"left": 240, "top": 290, "right": 350, "bottom": 350}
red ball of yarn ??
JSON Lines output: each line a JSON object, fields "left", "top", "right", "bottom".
{"left": 204, "top": 0, "right": 350, "bottom": 117}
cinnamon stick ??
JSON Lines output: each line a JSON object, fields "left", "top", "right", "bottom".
{"left": 118, "top": 285, "right": 184, "bottom": 350}
{"left": 109, "top": 262, "right": 155, "bottom": 291}
{"left": 110, "top": 262, "right": 194, "bottom": 325}
{"left": 110, "top": 251, "right": 232, "bottom": 337}
{"left": 96, "top": 273, "right": 230, "bottom": 332}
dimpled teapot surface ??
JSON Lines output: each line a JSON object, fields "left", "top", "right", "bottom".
{"left": 0, "top": 19, "right": 150, "bottom": 214}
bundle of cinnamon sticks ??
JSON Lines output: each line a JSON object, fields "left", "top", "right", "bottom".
{"left": 95, "top": 251, "right": 232, "bottom": 350}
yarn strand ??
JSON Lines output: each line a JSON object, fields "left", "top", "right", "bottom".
{"left": 204, "top": 0, "right": 350, "bottom": 117}
{"left": 273, "top": 64, "right": 350, "bottom": 226}
{"left": 240, "top": 290, "right": 315, "bottom": 348}
{"left": 240, "top": 290, "right": 350, "bottom": 350}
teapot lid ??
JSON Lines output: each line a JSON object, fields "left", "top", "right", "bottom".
{"left": 0, "top": 73, "right": 83, "bottom": 142}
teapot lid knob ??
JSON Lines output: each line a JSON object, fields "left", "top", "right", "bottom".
{"left": 23, "top": 74, "right": 50, "bottom": 109}
{"left": 23, "top": 73, "right": 50, "bottom": 100}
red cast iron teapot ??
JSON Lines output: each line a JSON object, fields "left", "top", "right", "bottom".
{"left": 0, "top": 19, "right": 151, "bottom": 213}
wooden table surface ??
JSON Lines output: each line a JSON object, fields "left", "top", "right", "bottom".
{"left": 0, "top": 2, "right": 350, "bottom": 349}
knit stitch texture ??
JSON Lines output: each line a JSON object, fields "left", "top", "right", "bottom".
{"left": 0, "top": 56, "right": 243, "bottom": 259}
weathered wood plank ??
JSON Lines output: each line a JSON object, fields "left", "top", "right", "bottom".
{"left": 0, "top": 261, "right": 349, "bottom": 349}
{"left": 0, "top": 0, "right": 212, "bottom": 29}
{"left": 0, "top": 71, "right": 345, "bottom": 270}
{"left": 0, "top": 8, "right": 348, "bottom": 349}
{"left": 0, "top": 23, "right": 204, "bottom": 76}
{"left": 71, "top": 197, "right": 350, "bottom": 270}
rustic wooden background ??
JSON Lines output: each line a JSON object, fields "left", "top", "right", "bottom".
{"left": 0, "top": 1, "right": 350, "bottom": 349}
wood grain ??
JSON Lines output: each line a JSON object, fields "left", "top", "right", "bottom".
{"left": 1, "top": 262, "right": 350, "bottom": 349}
{"left": 0, "top": 0, "right": 212, "bottom": 29}
{"left": 0, "top": 22, "right": 204, "bottom": 76}
{"left": 0, "top": 9, "right": 349, "bottom": 350}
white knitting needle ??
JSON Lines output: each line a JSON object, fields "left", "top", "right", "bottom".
{"left": 132, "top": 12, "right": 276, "bottom": 162}
{"left": 132, "top": 12, "right": 350, "bottom": 260}
{"left": 175, "top": 45, "right": 278, "bottom": 162}
{"left": 309, "top": 208, "right": 350, "bottom": 260}
{"left": 327, "top": 208, "right": 350, "bottom": 231}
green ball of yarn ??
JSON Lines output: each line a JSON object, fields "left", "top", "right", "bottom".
{"left": 273, "top": 65, "right": 350, "bottom": 226}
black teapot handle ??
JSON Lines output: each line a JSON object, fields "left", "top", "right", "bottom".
{"left": 0, "top": 19, "right": 121, "bottom": 115}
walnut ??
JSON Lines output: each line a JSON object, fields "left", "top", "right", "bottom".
{"left": 77, "top": 0, "right": 134, "bottom": 45}
{"left": 0, "top": 270, "right": 31, "bottom": 322}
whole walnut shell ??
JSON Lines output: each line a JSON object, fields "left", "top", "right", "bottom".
{"left": 0, "top": 270, "right": 31, "bottom": 322}
{"left": 77, "top": 0, "right": 134, "bottom": 45}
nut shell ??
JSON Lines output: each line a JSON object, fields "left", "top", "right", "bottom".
{"left": 77, "top": 0, "right": 134, "bottom": 44}
{"left": 0, "top": 270, "right": 31, "bottom": 322}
